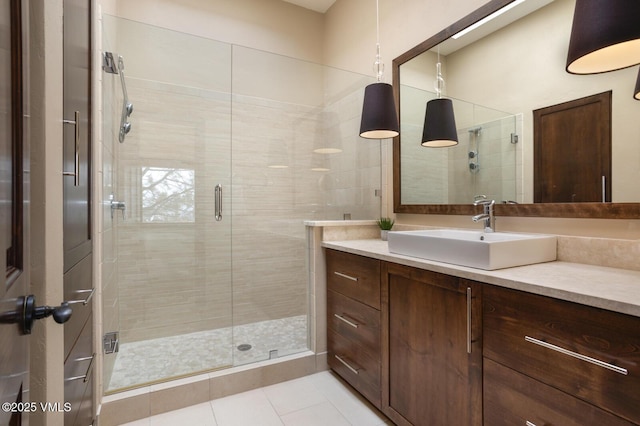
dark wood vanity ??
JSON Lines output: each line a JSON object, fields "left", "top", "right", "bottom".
{"left": 325, "top": 248, "right": 640, "bottom": 426}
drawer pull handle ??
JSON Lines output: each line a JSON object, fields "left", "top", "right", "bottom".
{"left": 67, "top": 288, "right": 95, "bottom": 306}
{"left": 334, "top": 271, "right": 358, "bottom": 282}
{"left": 467, "top": 287, "right": 472, "bottom": 354}
{"left": 335, "top": 355, "right": 359, "bottom": 375}
{"left": 525, "top": 336, "right": 628, "bottom": 376}
{"left": 65, "top": 353, "right": 95, "bottom": 383}
{"left": 334, "top": 313, "right": 359, "bottom": 329}
{"left": 525, "top": 422, "right": 537, "bottom": 426}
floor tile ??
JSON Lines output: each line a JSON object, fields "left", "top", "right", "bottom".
{"left": 280, "top": 401, "right": 351, "bottom": 426}
{"left": 211, "top": 389, "right": 283, "bottom": 426}
{"left": 262, "top": 375, "right": 328, "bottom": 416}
{"left": 149, "top": 402, "right": 217, "bottom": 426}
{"left": 311, "top": 371, "right": 389, "bottom": 425}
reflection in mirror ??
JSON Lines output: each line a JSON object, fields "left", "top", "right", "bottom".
{"left": 400, "top": 84, "right": 520, "bottom": 205}
{"left": 394, "top": 0, "right": 640, "bottom": 218}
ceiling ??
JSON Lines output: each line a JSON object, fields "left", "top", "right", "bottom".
{"left": 281, "top": 0, "right": 337, "bottom": 13}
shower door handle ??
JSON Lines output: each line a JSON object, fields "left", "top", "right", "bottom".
{"left": 215, "top": 184, "right": 223, "bottom": 221}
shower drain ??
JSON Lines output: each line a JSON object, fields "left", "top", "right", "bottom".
{"left": 237, "top": 343, "right": 252, "bottom": 351}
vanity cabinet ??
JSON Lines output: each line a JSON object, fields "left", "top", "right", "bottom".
{"left": 381, "top": 262, "right": 483, "bottom": 426}
{"left": 326, "top": 249, "right": 383, "bottom": 408}
{"left": 484, "top": 285, "right": 640, "bottom": 425}
{"left": 325, "top": 246, "right": 640, "bottom": 426}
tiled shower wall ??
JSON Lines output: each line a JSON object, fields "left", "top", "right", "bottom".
{"left": 101, "top": 16, "right": 380, "bottom": 351}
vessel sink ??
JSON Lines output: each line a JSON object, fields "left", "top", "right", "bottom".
{"left": 387, "top": 229, "right": 557, "bottom": 270}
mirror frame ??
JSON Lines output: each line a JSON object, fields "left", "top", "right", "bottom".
{"left": 392, "top": 0, "right": 640, "bottom": 219}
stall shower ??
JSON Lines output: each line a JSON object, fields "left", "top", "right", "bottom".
{"left": 100, "top": 15, "right": 381, "bottom": 392}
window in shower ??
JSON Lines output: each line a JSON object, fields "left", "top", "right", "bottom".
{"left": 141, "top": 167, "right": 195, "bottom": 223}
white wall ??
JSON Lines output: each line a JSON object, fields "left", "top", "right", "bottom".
{"left": 101, "top": 0, "right": 325, "bottom": 64}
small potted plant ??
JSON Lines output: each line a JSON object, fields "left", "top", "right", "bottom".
{"left": 376, "top": 217, "right": 395, "bottom": 241}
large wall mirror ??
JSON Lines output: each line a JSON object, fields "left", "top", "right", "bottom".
{"left": 393, "top": 0, "right": 640, "bottom": 218}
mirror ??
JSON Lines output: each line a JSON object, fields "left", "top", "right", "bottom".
{"left": 393, "top": 0, "right": 640, "bottom": 218}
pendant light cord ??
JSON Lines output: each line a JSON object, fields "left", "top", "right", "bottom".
{"left": 435, "top": 47, "right": 444, "bottom": 98}
{"left": 374, "top": 0, "right": 383, "bottom": 82}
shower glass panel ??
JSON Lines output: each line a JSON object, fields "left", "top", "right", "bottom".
{"left": 101, "top": 15, "right": 380, "bottom": 393}
{"left": 102, "top": 15, "right": 233, "bottom": 391}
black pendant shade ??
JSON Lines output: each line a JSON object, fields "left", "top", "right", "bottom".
{"left": 421, "top": 98, "right": 458, "bottom": 147}
{"left": 359, "top": 82, "right": 399, "bottom": 139}
{"left": 566, "top": 0, "right": 640, "bottom": 74}
{"left": 635, "top": 69, "right": 640, "bottom": 100}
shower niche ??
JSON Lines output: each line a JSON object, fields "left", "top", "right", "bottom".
{"left": 100, "top": 15, "right": 381, "bottom": 392}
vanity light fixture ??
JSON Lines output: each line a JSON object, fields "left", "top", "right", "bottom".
{"left": 359, "top": 0, "right": 399, "bottom": 139}
{"left": 422, "top": 60, "right": 458, "bottom": 147}
{"left": 452, "top": 0, "right": 526, "bottom": 40}
{"left": 566, "top": 0, "right": 640, "bottom": 74}
{"left": 634, "top": 69, "right": 640, "bottom": 100}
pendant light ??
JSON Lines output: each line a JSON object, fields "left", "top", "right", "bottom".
{"left": 566, "top": 0, "right": 640, "bottom": 74}
{"left": 634, "top": 69, "right": 640, "bottom": 101}
{"left": 422, "top": 59, "right": 458, "bottom": 147}
{"left": 359, "top": 0, "right": 399, "bottom": 139}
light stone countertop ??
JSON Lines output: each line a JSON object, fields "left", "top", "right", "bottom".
{"left": 322, "top": 239, "right": 640, "bottom": 318}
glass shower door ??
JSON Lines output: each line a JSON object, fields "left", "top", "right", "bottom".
{"left": 102, "top": 15, "right": 234, "bottom": 391}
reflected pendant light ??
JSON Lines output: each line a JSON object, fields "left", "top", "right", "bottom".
{"left": 635, "top": 69, "right": 640, "bottom": 100}
{"left": 566, "top": 0, "right": 640, "bottom": 74}
{"left": 422, "top": 61, "right": 458, "bottom": 147}
{"left": 359, "top": 0, "right": 399, "bottom": 139}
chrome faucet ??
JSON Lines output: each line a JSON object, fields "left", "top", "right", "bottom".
{"left": 472, "top": 197, "right": 495, "bottom": 233}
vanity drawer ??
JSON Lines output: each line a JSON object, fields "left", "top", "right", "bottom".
{"left": 328, "top": 290, "right": 380, "bottom": 355}
{"left": 326, "top": 249, "right": 380, "bottom": 309}
{"left": 484, "top": 285, "right": 640, "bottom": 424}
{"left": 328, "top": 328, "right": 381, "bottom": 408}
{"left": 484, "top": 358, "right": 635, "bottom": 426}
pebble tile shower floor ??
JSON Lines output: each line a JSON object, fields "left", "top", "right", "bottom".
{"left": 108, "top": 315, "right": 308, "bottom": 390}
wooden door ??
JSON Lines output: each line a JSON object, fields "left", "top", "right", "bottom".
{"left": 533, "top": 91, "right": 611, "bottom": 203}
{"left": 1, "top": 0, "right": 29, "bottom": 424}
{"left": 382, "top": 263, "right": 483, "bottom": 426}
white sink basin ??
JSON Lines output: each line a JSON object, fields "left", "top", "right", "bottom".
{"left": 387, "top": 229, "right": 557, "bottom": 270}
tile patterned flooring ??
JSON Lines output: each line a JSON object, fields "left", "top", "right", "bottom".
{"left": 120, "top": 371, "right": 390, "bottom": 426}
{"left": 108, "top": 315, "right": 309, "bottom": 391}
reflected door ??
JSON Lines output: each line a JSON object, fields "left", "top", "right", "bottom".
{"left": 534, "top": 91, "right": 612, "bottom": 203}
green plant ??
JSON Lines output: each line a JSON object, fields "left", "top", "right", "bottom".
{"left": 376, "top": 217, "right": 395, "bottom": 230}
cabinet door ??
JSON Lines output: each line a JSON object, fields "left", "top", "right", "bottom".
{"left": 382, "top": 263, "right": 482, "bottom": 426}
{"left": 63, "top": 0, "right": 93, "bottom": 423}
{"left": 63, "top": 0, "right": 91, "bottom": 271}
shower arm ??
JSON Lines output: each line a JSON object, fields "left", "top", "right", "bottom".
{"left": 118, "top": 55, "right": 133, "bottom": 143}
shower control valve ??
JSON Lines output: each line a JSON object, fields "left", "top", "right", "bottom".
{"left": 109, "top": 194, "right": 126, "bottom": 220}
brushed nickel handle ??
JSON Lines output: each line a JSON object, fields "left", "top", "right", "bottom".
{"left": 525, "top": 336, "right": 628, "bottom": 376}
{"left": 334, "top": 355, "right": 359, "bottom": 375}
{"left": 334, "top": 271, "right": 358, "bottom": 282}
{"left": 63, "top": 111, "right": 80, "bottom": 186}
{"left": 526, "top": 421, "right": 537, "bottom": 426}
{"left": 67, "top": 288, "right": 95, "bottom": 306}
{"left": 467, "top": 287, "right": 472, "bottom": 354}
{"left": 215, "top": 184, "right": 222, "bottom": 221}
{"left": 334, "top": 313, "right": 359, "bottom": 329}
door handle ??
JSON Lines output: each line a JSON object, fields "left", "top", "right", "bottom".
{"left": 63, "top": 111, "right": 80, "bottom": 186}
{"left": 0, "top": 295, "right": 72, "bottom": 335}
{"left": 215, "top": 184, "right": 222, "bottom": 221}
